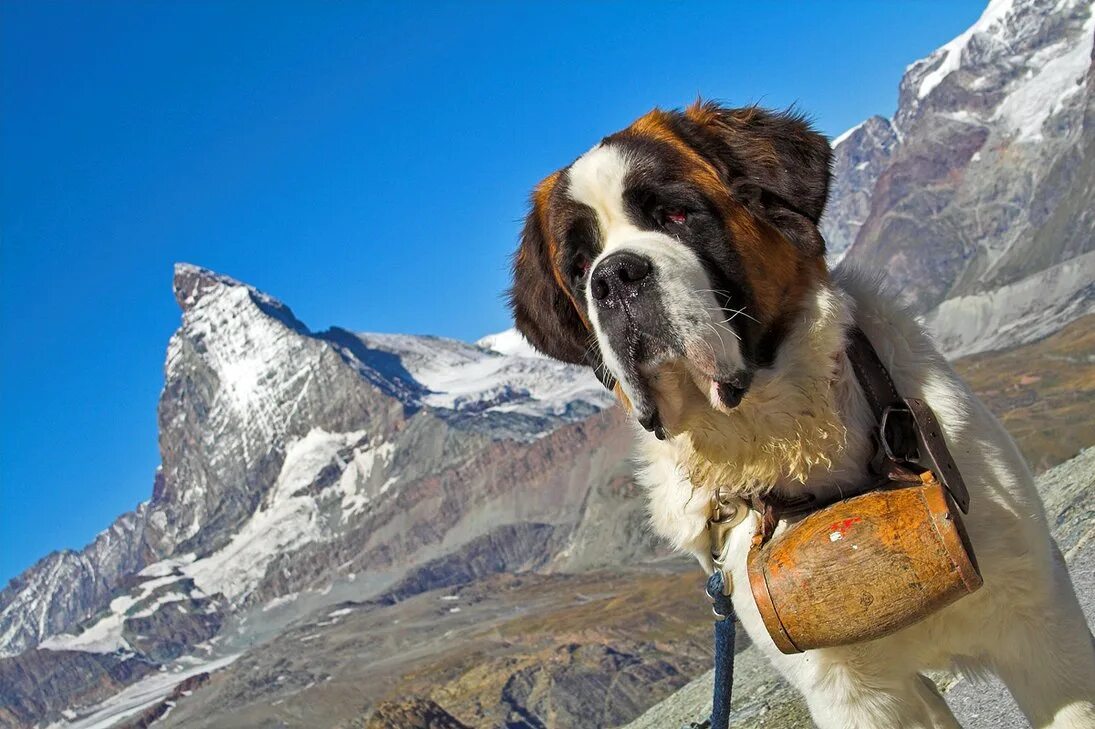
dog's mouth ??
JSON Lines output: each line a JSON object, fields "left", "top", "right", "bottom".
{"left": 714, "top": 373, "right": 754, "bottom": 408}
{"left": 633, "top": 360, "right": 755, "bottom": 440}
{"left": 604, "top": 312, "right": 754, "bottom": 440}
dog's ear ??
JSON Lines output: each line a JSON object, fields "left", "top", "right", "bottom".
{"left": 508, "top": 175, "right": 591, "bottom": 365}
{"left": 683, "top": 101, "right": 832, "bottom": 255}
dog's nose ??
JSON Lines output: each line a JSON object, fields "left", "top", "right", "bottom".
{"left": 590, "top": 252, "right": 652, "bottom": 302}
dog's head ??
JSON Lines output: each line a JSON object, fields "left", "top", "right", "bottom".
{"left": 509, "top": 102, "right": 832, "bottom": 439}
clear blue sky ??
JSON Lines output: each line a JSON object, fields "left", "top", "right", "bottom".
{"left": 0, "top": 1, "right": 985, "bottom": 584}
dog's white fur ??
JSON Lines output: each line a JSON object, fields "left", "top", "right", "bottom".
{"left": 567, "top": 146, "right": 1095, "bottom": 728}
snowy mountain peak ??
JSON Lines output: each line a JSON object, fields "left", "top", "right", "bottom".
{"left": 475, "top": 328, "right": 544, "bottom": 358}
{"left": 0, "top": 261, "right": 639, "bottom": 726}
{"left": 825, "top": 0, "right": 1095, "bottom": 356}
{"left": 896, "top": 0, "right": 1094, "bottom": 140}
{"left": 173, "top": 262, "right": 244, "bottom": 310}
{"left": 172, "top": 262, "right": 306, "bottom": 334}
{"left": 2, "top": 266, "right": 619, "bottom": 663}
{"left": 821, "top": 115, "right": 899, "bottom": 260}
{"left": 908, "top": 0, "right": 1017, "bottom": 100}
{"left": 358, "top": 329, "right": 614, "bottom": 423}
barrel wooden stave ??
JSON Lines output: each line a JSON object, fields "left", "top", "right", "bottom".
{"left": 748, "top": 479, "right": 982, "bottom": 654}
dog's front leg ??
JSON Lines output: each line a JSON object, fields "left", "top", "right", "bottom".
{"left": 721, "top": 525, "right": 962, "bottom": 729}
{"left": 800, "top": 664, "right": 961, "bottom": 729}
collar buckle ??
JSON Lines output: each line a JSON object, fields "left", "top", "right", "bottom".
{"left": 708, "top": 486, "right": 750, "bottom": 570}
{"left": 872, "top": 402, "right": 918, "bottom": 474}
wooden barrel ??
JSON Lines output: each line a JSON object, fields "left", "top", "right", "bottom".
{"left": 747, "top": 475, "right": 982, "bottom": 654}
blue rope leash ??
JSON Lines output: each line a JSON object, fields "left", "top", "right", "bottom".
{"left": 687, "top": 570, "right": 735, "bottom": 729}
{"left": 708, "top": 570, "right": 736, "bottom": 728}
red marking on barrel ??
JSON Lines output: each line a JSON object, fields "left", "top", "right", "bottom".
{"left": 828, "top": 517, "right": 862, "bottom": 538}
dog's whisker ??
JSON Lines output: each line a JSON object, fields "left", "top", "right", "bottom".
{"left": 694, "top": 288, "right": 735, "bottom": 298}
{"left": 699, "top": 303, "right": 762, "bottom": 326}
{"left": 705, "top": 322, "right": 728, "bottom": 354}
{"left": 731, "top": 307, "right": 760, "bottom": 324}
{"left": 710, "top": 319, "right": 742, "bottom": 342}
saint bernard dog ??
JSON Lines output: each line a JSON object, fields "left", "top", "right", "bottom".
{"left": 508, "top": 102, "right": 1095, "bottom": 728}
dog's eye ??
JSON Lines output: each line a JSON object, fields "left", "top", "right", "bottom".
{"left": 569, "top": 253, "right": 591, "bottom": 282}
{"left": 655, "top": 206, "right": 689, "bottom": 228}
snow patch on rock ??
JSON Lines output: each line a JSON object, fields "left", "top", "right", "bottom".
{"left": 831, "top": 120, "right": 866, "bottom": 148}
{"left": 476, "top": 328, "right": 543, "bottom": 358}
{"left": 37, "top": 572, "right": 192, "bottom": 654}
{"left": 925, "top": 251, "right": 1095, "bottom": 358}
{"left": 45, "top": 653, "right": 240, "bottom": 729}
{"left": 914, "top": 0, "right": 1016, "bottom": 99}
{"left": 182, "top": 428, "right": 384, "bottom": 601}
{"left": 993, "top": 8, "right": 1095, "bottom": 141}
{"left": 38, "top": 595, "right": 134, "bottom": 654}
{"left": 361, "top": 330, "right": 615, "bottom": 420}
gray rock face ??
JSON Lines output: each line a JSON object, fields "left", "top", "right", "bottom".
{"left": 120, "top": 580, "right": 225, "bottom": 664}
{"left": 150, "top": 264, "right": 411, "bottom": 560}
{"left": 0, "top": 649, "right": 157, "bottom": 728}
{"left": 0, "top": 505, "right": 150, "bottom": 660}
{"left": 821, "top": 115, "right": 898, "bottom": 262}
{"left": 827, "top": 0, "right": 1095, "bottom": 354}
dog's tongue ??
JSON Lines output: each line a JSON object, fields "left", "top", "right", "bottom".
{"left": 715, "top": 372, "right": 753, "bottom": 409}
{"left": 716, "top": 381, "right": 746, "bottom": 408}
{"left": 638, "top": 410, "right": 667, "bottom": 440}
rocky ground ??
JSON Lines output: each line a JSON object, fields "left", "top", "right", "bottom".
{"left": 154, "top": 566, "right": 714, "bottom": 728}
{"left": 953, "top": 314, "right": 1095, "bottom": 473}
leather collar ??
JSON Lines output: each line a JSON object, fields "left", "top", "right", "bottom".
{"left": 746, "top": 326, "right": 971, "bottom": 543}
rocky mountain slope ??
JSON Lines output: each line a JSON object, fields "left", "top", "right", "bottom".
{"left": 0, "top": 264, "right": 650, "bottom": 728}
{"left": 151, "top": 566, "right": 714, "bottom": 729}
{"left": 952, "top": 313, "right": 1095, "bottom": 472}
{"left": 824, "top": 0, "right": 1095, "bottom": 357}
